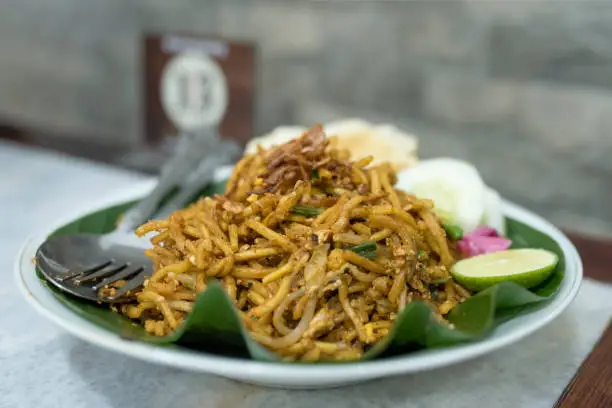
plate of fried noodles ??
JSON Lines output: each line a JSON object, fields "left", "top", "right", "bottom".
{"left": 16, "top": 125, "right": 582, "bottom": 388}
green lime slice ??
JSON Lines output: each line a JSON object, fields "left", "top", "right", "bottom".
{"left": 450, "top": 248, "right": 559, "bottom": 291}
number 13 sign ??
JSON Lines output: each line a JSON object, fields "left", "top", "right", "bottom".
{"left": 161, "top": 53, "right": 228, "bottom": 130}
{"left": 144, "top": 34, "right": 255, "bottom": 145}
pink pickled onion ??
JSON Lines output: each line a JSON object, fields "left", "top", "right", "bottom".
{"left": 468, "top": 226, "right": 499, "bottom": 237}
{"left": 457, "top": 227, "right": 511, "bottom": 257}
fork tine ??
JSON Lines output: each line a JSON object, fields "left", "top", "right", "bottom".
{"left": 59, "top": 261, "right": 113, "bottom": 282}
{"left": 92, "top": 266, "right": 145, "bottom": 292}
{"left": 102, "top": 268, "right": 149, "bottom": 301}
{"left": 75, "top": 262, "right": 127, "bottom": 284}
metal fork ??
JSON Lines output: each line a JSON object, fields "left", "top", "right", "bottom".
{"left": 36, "top": 129, "right": 238, "bottom": 303}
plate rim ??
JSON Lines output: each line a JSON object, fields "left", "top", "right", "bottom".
{"left": 14, "top": 167, "right": 583, "bottom": 384}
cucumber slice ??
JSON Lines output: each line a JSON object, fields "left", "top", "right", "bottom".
{"left": 450, "top": 248, "right": 559, "bottom": 291}
{"left": 396, "top": 158, "right": 486, "bottom": 233}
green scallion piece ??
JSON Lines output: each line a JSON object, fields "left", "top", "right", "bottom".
{"left": 346, "top": 241, "right": 377, "bottom": 260}
{"left": 429, "top": 277, "right": 451, "bottom": 285}
{"left": 291, "top": 205, "right": 324, "bottom": 217}
{"left": 442, "top": 223, "right": 463, "bottom": 240}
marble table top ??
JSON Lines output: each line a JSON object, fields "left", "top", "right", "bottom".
{"left": 2, "top": 140, "right": 611, "bottom": 408}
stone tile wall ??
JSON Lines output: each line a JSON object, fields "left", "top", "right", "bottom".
{"left": 1, "top": 0, "right": 611, "bottom": 237}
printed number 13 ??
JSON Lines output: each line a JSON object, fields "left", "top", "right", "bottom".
{"left": 176, "top": 70, "right": 213, "bottom": 113}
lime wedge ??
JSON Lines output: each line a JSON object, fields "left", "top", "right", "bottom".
{"left": 450, "top": 248, "right": 559, "bottom": 291}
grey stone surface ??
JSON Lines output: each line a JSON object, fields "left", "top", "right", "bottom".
{"left": 487, "top": 2, "right": 612, "bottom": 89}
{"left": 423, "top": 70, "right": 519, "bottom": 124}
{"left": 1, "top": 0, "right": 612, "bottom": 236}
{"left": 516, "top": 83, "right": 612, "bottom": 148}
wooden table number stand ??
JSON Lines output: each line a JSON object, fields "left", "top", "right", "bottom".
{"left": 125, "top": 33, "right": 255, "bottom": 172}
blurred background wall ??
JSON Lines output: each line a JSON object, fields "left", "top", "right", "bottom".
{"left": 1, "top": 0, "right": 611, "bottom": 237}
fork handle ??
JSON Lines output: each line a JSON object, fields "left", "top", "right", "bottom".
{"left": 153, "top": 138, "right": 239, "bottom": 221}
{"left": 117, "top": 129, "right": 220, "bottom": 232}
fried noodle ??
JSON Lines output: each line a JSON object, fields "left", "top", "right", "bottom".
{"left": 124, "top": 125, "right": 471, "bottom": 361}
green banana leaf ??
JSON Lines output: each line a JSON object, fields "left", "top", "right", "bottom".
{"left": 37, "top": 180, "right": 565, "bottom": 362}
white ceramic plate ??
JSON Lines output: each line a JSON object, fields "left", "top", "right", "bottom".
{"left": 15, "top": 167, "right": 582, "bottom": 389}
